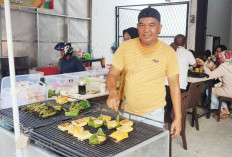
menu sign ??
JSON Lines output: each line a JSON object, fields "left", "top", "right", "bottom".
{"left": 0, "top": 0, "right": 54, "bottom": 9}
{"left": 10, "top": 0, "right": 23, "bottom": 4}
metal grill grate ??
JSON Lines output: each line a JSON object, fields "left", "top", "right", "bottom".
{"left": 30, "top": 109, "right": 163, "bottom": 157}
{"left": 0, "top": 100, "right": 98, "bottom": 131}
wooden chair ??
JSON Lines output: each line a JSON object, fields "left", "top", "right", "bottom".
{"left": 187, "top": 81, "right": 204, "bottom": 130}
{"left": 217, "top": 96, "right": 232, "bottom": 122}
{"left": 165, "top": 91, "right": 191, "bottom": 153}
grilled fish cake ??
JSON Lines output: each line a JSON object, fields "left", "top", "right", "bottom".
{"left": 76, "top": 130, "right": 93, "bottom": 141}
{"left": 106, "top": 120, "right": 119, "bottom": 129}
{"left": 58, "top": 122, "right": 74, "bottom": 132}
{"left": 119, "top": 119, "right": 133, "bottom": 127}
{"left": 72, "top": 117, "right": 96, "bottom": 126}
{"left": 116, "top": 125, "right": 133, "bottom": 133}
{"left": 93, "top": 119, "right": 103, "bottom": 125}
{"left": 109, "top": 130, "right": 128, "bottom": 142}
{"left": 68, "top": 126, "right": 84, "bottom": 135}
{"left": 97, "top": 136, "right": 107, "bottom": 143}
{"left": 102, "top": 115, "right": 111, "bottom": 122}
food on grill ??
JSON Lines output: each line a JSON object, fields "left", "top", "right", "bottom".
{"left": 88, "top": 117, "right": 103, "bottom": 128}
{"left": 72, "top": 117, "right": 96, "bottom": 126}
{"left": 78, "top": 100, "right": 91, "bottom": 110}
{"left": 89, "top": 128, "right": 107, "bottom": 145}
{"left": 48, "top": 101, "right": 63, "bottom": 111}
{"left": 75, "top": 130, "right": 93, "bottom": 141}
{"left": 21, "top": 102, "right": 63, "bottom": 118}
{"left": 58, "top": 122, "right": 74, "bottom": 131}
{"left": 109, "top": 130, "right": 128, "bottom": 142}
{"left": 55, "top": 96, "right": 68, "bottom": 104}
{"left": 64, "top": 102, "right": 79, "bottom": 116}
{"left": 116, "top": 125, "right": 133, "bottom": 133}
{"left": 68, "top": 126, "right": 84, "bottom": 135}
{"left": 106, "top": 121, "right": 120, "bottom": 129}
{"left": 102, "top": 115, "right": 112, "bottom": 122}
{"left": 64, "top": 100, "right": 91, "bottom": 117}
{"left": 98, "top": 114, "right": 111, "bottom": 122}
{"left": 64, "top": 108, "right": 79, "bottom": 117}
{"left": 106, "top": 115, "right": 120, "bottom": 129}
{"left": 119, "top": 119, "right": 134, "bottom": 127}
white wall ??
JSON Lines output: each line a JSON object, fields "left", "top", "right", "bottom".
{"left": 92, "top": 0, "right": 197, "bottom": 64}
{"left": 206, "top": 0, "right": 232, "bottom": 49}
{"left": 230, "top": 10, "right": 232, "bottom": 49}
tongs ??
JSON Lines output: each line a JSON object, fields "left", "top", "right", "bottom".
{"left": 118, "top": 100, "right": 124, "bottom": 116}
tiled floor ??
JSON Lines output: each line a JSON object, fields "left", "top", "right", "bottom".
{"left": 172, "top": 108, "right": 232, "bottom": 157}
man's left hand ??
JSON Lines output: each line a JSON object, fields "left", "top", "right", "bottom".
{"left": 170, "top": 118, "right": 181, "bottom": 138}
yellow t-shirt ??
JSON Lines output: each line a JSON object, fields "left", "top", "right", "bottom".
{"left": 111, "top": 38, "right": 179, "bottom": 116}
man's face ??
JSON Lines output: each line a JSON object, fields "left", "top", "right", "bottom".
{"left": 137, "top": 17, "right": 162, "bottom": 47}
{"left": 60, "top": 50, "right": 65, "bottom": 57}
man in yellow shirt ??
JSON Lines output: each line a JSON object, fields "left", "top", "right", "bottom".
{"left": 107, "top": 8, "right": 181, "bottom": 138}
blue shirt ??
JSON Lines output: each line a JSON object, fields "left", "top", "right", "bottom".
{"left": 60, "top": 55, "right": 86, "bottom": 74}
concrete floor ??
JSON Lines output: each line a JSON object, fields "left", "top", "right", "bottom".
{"left": 172, "top": 108, "right": 232, "bottom": 157}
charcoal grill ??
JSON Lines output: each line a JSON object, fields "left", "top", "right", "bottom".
{"left": 0, "top": 100, "right": 98, "bottom": 132}
{"left": 30, "top": 109, "right": 164, "bottom": 157}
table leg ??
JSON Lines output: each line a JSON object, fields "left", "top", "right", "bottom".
{"left": 206, "top": 80, "right": 213, "bottom": 119}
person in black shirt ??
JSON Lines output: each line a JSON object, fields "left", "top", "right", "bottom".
{"left": 54, "top": 42, "right": 86, "bottom": 74}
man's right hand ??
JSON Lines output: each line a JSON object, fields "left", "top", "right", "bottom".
{"left": 106, "top": 65, "right": 122, "bottom": 112}
{"left": 107, "top": 91, "right": 120, "bottom": 112}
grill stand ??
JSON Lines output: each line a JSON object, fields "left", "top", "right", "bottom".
{"left": 114, "top": 130, "right": 169, "bottom": 157}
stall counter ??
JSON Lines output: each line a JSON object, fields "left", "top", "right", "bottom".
{"left": 0, "top": 127, "right": 57, "bottom": 157}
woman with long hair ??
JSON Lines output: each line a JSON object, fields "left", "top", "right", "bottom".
{"left": 197, "top": 50, "right": 232, "bottom": 118}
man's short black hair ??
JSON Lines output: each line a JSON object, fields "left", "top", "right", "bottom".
{"left": 138, "top": 7, "right": 161, "bottom": 22}
{"left": 174, "top": 34, "right": 186, "bottom": 46}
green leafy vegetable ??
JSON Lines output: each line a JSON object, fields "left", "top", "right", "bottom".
{"left": 88, "top": 117, "right": 103, "bottom": 128}
{"left": 89, "top": 128, "right": 107, "bottom": 145}
{"left": 96, "top": 128, "right": 106, "bottom": 137}
{"left": 98, "top": 114, "right": 103, "bottom": 120}
{"left": 78, "top": 100, "right": 91, "bottom": 109}
{"left": 65, "top": 108, "right": 79, "bottom": 117}
{"left": 89, "top": 134, "right": 100, "bottom": 145}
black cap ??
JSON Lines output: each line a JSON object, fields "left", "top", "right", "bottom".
{"left": 138, "top": 8, "right": 161, "bottom": 22}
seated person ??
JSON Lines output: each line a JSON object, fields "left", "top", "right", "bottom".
{"left": 54, "top": 42, "right": 65, "bottom": 70}
{"left": 165, "top": 34, "right": 196, "bottom": 112}
{"left": 214, "top": 45, "right": 227, "bottom": 57}
{"left": 122, "top": 27, "right": 139, "bottom": 41}
{"left": 197, "top": 50, "right": 232, "bottom": 119}
{"left": 201, "top": 50, "right": 211, "bottom": 62}
{"left": 54, "top": 42, "right": 86, "bottom": 74}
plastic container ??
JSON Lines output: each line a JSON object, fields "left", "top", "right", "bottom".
{"left": 44, "top": 73, "right": 80, "bottom": 96}
{"left": 77, "top": 69, "right": 109, "bottom": 92}
{"left": 68, "top": 68, "right": 109, "bottom": 78}
{"left": 1, "top": 74, "right": 47, "bottom": 109}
